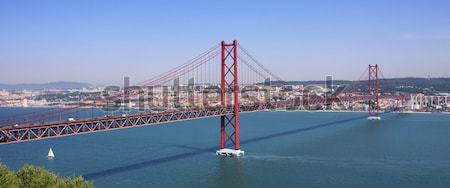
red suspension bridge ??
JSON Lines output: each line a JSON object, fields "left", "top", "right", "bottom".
{"left": 0, "top": 40, "right": 404, "bottom": 155}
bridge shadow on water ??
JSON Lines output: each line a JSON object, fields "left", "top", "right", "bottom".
{"left": 83, "top": 113, "right": 377, "bottom": 180}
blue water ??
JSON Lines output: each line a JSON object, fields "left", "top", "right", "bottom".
{"left": 1, "top": 107, "right": 450, "bottom": 188}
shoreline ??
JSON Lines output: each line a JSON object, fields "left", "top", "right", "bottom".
{"left": 1, "top": 106, "right": 449, "bottom": 115}
{"left": 265, "top": 109, "right": 450, "bottom": 115}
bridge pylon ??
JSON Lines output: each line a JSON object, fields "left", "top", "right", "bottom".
{"left": 367, "top": 64, "right": 381, "bottom": 120}
{"left": 216, "top": 40, "right": 244, "bottom": 156}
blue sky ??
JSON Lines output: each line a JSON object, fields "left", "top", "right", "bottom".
{"left": 1, "top": 0, "right": 449, "bottom": 84}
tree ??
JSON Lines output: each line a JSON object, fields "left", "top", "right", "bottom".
{"left": 0, "top": 163, "right": 93, "bottom": 188}
{"left": 0, "top": 164, "right": 19, "bottom": 188}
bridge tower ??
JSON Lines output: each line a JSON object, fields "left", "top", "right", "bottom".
{"left": 216, "top": 40, "right": 244, "bottom": 156}
{"left": 367, "top": 64, "right": 381, "bottom": 120}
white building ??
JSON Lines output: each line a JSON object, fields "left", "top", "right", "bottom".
{"left": 409, "top": 93, "right": 449, "bottom": 110}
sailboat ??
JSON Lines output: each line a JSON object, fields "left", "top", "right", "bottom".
{"left": 47, "top": 148, "right": 55, "bottom": 160}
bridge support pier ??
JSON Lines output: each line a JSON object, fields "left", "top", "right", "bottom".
{"left": 216, "top": 148, "right": 245, "bottom": 156}
{"left": 216, "top": 40, "right": 244, "bottom": 157}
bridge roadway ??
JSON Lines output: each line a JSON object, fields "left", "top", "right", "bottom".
{"left": 0, "top": 95, "right": 401, "bottom": 144}
{"left": 0, "top": 104, "right": 271, "bottom": 144}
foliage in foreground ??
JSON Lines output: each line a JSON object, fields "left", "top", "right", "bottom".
{"left": 0, "top": 163, "right": 93, "bottom": 188}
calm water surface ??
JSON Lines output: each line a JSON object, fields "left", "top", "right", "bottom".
{"left": 1, "top": 107, "right": 450, "bottom": 188}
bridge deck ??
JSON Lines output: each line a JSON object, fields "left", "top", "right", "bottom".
{"left": 0, "top": 96, "right": 401, "bottom": 144}
{"left": 0, "top": 105, "right": 267, "bottom": 144}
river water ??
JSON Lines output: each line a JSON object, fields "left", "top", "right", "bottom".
{"left": 1, "top": 107, "right": 450, "bottom": 188}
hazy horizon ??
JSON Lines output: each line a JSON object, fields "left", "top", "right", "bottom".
{"left": 1, "top": 0, "right": 450, "bottom": 85}
{"left": 2, "top": 76, "right": 450, "bottom": 87}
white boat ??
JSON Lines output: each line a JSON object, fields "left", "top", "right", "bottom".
{"left": 47, "top": 148, "right": 55, "bottom": 160}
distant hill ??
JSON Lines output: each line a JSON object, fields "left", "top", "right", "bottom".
{"left": 271, "top": 77, "right": 450, "bottom": 94}
{"left": 271, "top": 80, "right": 352, "bottom": 86}
{"left": 0, "top": 81, "right": 92, "bottom": 90}
{"left": 363, "top": 77, "right": 450, "bottom": 94}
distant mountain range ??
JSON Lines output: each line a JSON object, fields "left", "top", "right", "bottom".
{"left": 0, "top": 81, "right": 92, "bottom": 90}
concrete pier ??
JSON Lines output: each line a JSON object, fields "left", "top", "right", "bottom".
{"left": 216, "top": 148, "right": 245, "bottom": 156}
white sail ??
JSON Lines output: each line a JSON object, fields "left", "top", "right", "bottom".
{"left": 47, "top": 148, "right": 55, "bottom": 159}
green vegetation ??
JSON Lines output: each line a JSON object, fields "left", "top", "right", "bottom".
{"left": 0, "top": 163, "right": 93, "bottom": 188}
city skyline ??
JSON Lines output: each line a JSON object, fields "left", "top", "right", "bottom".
{"left": 1, "top": 0, "right": 450, "bottom": 85}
